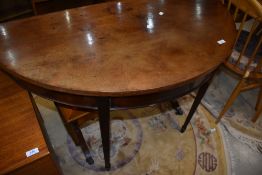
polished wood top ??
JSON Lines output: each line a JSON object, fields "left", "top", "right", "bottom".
{"left": 0, "top": 72, "right": 49, "bottom": 174}
{"left": 0, "top": 0, "right": 236, "bottom": 96}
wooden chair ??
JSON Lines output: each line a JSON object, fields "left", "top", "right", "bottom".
{"left": 54, "top": 103, "right": 98, "bottom": 164}
{"left": 216, "top": 0, "right": 262, "bottom": 123}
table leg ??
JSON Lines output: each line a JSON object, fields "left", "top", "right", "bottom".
{"left": 64, "top": 123, "right": 80, "bottom": 146}
{"left": 54, "top": 103, "right": 80, "bottom": 145}
{"left": 180, "top": 76, "right": 213, "bottom": 133}
{"left": 54, "top": 103, "right": 94, "bottom": 164}
{"left": 71, "top": 122, "right": 94, "bottom": 165}
{"left": 28, "top": 92, "right": 64, "bottom": 174}
{"left": 98, "top": 98, "right": 111, "bottom": 171}
{"left": 170, "top": 99, "right": 184, "bottom": 115}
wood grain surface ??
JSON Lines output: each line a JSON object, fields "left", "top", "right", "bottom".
{"left": 0, "top": 72, "right": 49, "bottom": 174}
{"left": 0, "top": 0, "right": 236, "bottom": 96}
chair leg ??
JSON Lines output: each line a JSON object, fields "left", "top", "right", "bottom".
{"left": 252, "top": 106, "right": 262, "bottom": 123}
{"left": 255, "top": 86, "right": 262, "bottom": 111}
{"left": 215, "top": 79, "right": 245, "bottom": 124}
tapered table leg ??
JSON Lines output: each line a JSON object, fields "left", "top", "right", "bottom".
{"left": 180, "top": 76, "right": 213, "bottom": 133}
{"left": 98, "top": 98, "right": 111, "bottom": 171}
{"left": 71, "top": 122, "right": 94, "bottom": 165}
{"left": 28, "top": 92, "right": 64, "bottom": 174}
{"left": 54, "top": 102, "right": 94, "bottom": 164}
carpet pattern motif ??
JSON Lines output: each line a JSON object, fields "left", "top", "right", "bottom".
{"left": 67, "top": 114, "right": 143, "bottom": 171}
{"left": 36, "top": 95, "right": 226, "bottom": 175}
{"left": 202, "top": 70, "right": 262, "bottom": 175}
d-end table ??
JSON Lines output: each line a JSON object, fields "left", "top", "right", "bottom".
{"left": 0, "top": 0, "right": 236, "bottom": 171}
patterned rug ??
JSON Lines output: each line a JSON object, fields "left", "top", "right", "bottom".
{"left": 202, "top": 70, "right": 262, "bottom": 175}
{"left": 200, "top": 22, "right": 262, "bottom": 174}
{"left": 36, "top": 95, "right": 227, "bottom": 175}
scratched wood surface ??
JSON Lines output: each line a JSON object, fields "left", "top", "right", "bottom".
{"left": 0, "top": 0, "right": 236, "bottom": 96}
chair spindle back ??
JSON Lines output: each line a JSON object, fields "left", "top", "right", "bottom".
{"left": 222, "top": 0, "right": 262, "bottom": 78}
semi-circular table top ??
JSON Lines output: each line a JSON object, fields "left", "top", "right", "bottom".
{"left": 0, "top": 0, "right": 236, "bottom": 97}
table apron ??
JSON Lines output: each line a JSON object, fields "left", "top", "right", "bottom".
{"left": 8, "top": 72, "right": 211, "bottom": 110}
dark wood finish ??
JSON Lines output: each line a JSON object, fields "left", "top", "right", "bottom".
{"left": 0, "top": 0, "right": 236, "bottom": 97}
{"left": 170, "top": 100, "right": 184, "bottom": 115}
{"left": 28, "top": 92, "right": 63, "bottom": 175}
{"left": 55, "top": 103, "right": 94, "bottom": 164}
{"left": 54, "top": 103, "right": 94, "bottom": 164}
{"left": 7, "top": 155, "right": 59, "bottom": 175}
{"left": 0, "top": 0, "right": 34, "bottom": 22}
{"left": 34, "top": 0, "right": 106, "bottom": 15}
{"left": 181, "top": 73, "right": 215, "bottom": 132}
{"left": 55, "top": 103, "right": 95, "bottom": 123}
{"left": 54, "top": 102, "right": 99, "bottom": 164}
{"left": 0, "top": 0, "right": 237, "bottom": 170}
{"left": 71, "top": 121, "right": 94, "bottom": 164}
{"left": 55, "top": 104, "right": 81, "bottom": 145}
{"left": 31, "top": 0, "right": 37, "bottom": 15}
{"left": 0, "top": 72, "right": 60, "bottom": 175}
{"left": 98, "top": 98, "right": 111, "bottom": 170}
{"left": 5, "top": 72, "right": 209, "bottom": 109}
